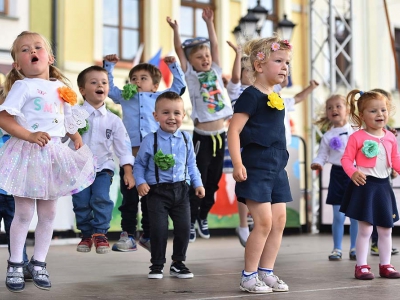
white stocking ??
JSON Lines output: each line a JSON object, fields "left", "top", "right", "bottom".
{"left": 356, "top": 221, "right": 372, "bottom": 267}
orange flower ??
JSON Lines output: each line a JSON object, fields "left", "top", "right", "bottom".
{"left": 58, "top": 86, "right": 77, "bottom": 106}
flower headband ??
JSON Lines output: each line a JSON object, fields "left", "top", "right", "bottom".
{"left": 271, "top": 40, "right": 292, "bottom": 52}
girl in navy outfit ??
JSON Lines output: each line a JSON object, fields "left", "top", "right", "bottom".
{"left": 311, "top": 95, "right": 358, "bottom": 261}
{"left": 227, "top": 35, "right": 292, "bottom": 294}
{"left": 340, "top": 90, "right": 400, "bottom": 280}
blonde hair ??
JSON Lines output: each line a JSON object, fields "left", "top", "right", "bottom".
{"left": 1, "top": 31, "right": 70, "bottom": 99}
{"left": 347, "top": 89, "right": 394, "bottom": 129}
{"left": 242, "top": 33, "right": 292, "bottom": 82}
{"left": 314, "top": 94, "right": 347, "bottom": 131}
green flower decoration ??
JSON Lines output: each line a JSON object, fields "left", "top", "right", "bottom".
{"left": 78, "top": 120, "right": 89, "bottom": 136}
{"left": 154, "top": 149, "right": 175, "bottom": 170}
{"left": 121, "top": 84, "right": 138, "bottom": 100}
{"left": 362, "top": 140, "right": 379, "bottom": 158}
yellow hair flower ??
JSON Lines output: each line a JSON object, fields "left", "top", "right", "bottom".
{"left": 267, "top": 92, "right": 284, "bottom": 110}
{"left": 58, "top": 86, "right": 77, "bottom": 106}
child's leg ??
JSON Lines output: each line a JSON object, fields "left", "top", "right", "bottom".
{"left": 356, "top": 221, "right": 373, "bottom": 266}
{"left": 9, "top": 197, "right": 35, "bottom": 263}
{"left": 199, "top": 133, "right": 224, "bottom": 220}
{"left": 72, "top": 187, "right": 93, "bottom": 237}
{"left": 140, "top": 195, "right": 150, "bottom": 238}
{"left": 169, "top": 184, "right": 190, "bottom": 262}
{"left": 332, "top": 205, "right": 345, "bottom": 250}
{"left": 371, "top": 225, "right": 378, "bottom": 245}
{"left": 90, "top": 170, "right": 114, "bottom": 235}
{"left": 238, "top": 202, "right": 249, "bottom": 228}
{"left": 33, "top": 199, "right": 57, "bottom": 263}
{"left": 118, "top": 166, "right": 140, "bottom": 235}
{"left": 349, "top": 218, "right": 358, "bottom": 250}
{"left": 259, "top": 203, "right": 286, "bottom": 269}
{"left": 244, "top": 200, "right": 272, "bottom": 272}
{"left": 377, "top": 226, "right": 392, "bottom": 265}
{"left": 147, "top": 187, "right": 171, "bottom": 266}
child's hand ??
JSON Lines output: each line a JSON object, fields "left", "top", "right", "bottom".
{"left": 166, "top": 17, "right": 179, "bottom": 30}
{"left": 163, "top": 56, "right": 176, "bottom": 65}
{"left": 124, "top": 173, "right": 135, "bottom": 190}
{"left": 137, "top": 183, "right": 150, "bottom": 196}
{"left": 73, "top": 135, "right": 83, "bottom": 150}
{"left": 391, "top": 169, "right": 398, "bottom": 179}
{"left": 29, "top": 131, "right": 51, "bottom": 147}
{"left": 351, "top": 170, "right": 366, "bottom": 186}
{"left": 309, "top": 80, "right": 319, "bottom": 89}
{"left": 195, "top": 186, "right": 205, "bottom": 198}
{"left": 310, "top": 163, "right": 322, "bottom": 171}
{"left": 202, "top": 7, "right": 214, "bottom": 23}
{"left": 280, "top": 76, "right": 289, "bottom": 88}
{"left": 388, "top": 126, "right": 398, "bottom": 137}
{"left": 104, "top": 54, "right": 119, "bottom": 64}
{"left": 226, "top": 41, "right": 241, "bottom": 53}
{"left": 233, "top": 164, "right": 247, "bottom": 182}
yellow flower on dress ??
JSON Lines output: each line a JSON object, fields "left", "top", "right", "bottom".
{"left": 58, "top": 86, "right": 77, "bottom": 106}
{"left": 267, "top": 92, "right": 284, "bottom": 110}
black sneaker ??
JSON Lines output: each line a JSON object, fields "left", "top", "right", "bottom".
{"left": 170, "top": 261, "right": 194, "bottom": 279}
{"left": 148, "top": 264, "right": 163, "bottom": 279}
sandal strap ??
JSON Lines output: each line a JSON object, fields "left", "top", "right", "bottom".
{"left": 356, "top": 264, "right": 371, "bottom": 270}
{"left": 7, "top": 260, "right": 25, "bottom": 268}
{"left": 30, "top": 258, "right": 47, "bottom": 268}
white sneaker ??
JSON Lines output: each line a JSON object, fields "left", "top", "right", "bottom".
{"left": 112, "top": 232, "right": 137, "bottom": 252}
{"left": 259, "top": 273, "right": 289, "bottom": 292}
{"left": 239, "top": 272, "right": 272, "bottom": 293}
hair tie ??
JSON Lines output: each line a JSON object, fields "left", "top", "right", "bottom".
{"left": 359, "top": 91, "right": 364, "bottom": 96}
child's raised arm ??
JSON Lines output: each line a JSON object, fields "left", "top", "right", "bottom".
{"left": 166, "top": 17, "right": 187, "bottom": 72}
{"left": 203, "top": 7, "right": 219, "bottom": 66}
{"left": 227, "top": 41, "right": 241, "bottom": 84}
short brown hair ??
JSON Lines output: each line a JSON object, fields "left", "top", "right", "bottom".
{"left": 77, "top": 65, "right": 107, "bottom": 88}
{"left": 128, "top": 63, "right": 162, "bottom": 85}
{"left": 155, "top": 91, "right": 183, "bottom": 110}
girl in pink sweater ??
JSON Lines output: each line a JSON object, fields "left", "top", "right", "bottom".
{"left": 340, "top": 89, "right": 400, "bottom": 280}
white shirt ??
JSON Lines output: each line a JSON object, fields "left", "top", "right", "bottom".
{"left": 71, "top": 101, "right": 134, "bottom": 172}
{"left": 358, "top": 132, "right": 390, "bottom": 178}
{"left": 313, "top": 123, "right": 355, "bottom": 166}
{"left": 0, "top": 78, "right": 70, "bottom": 137}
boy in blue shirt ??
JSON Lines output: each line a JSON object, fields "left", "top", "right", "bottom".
{"left": 103, "top": 55, "right": 186, "bottom": 252}
{"left": 134, "top": 91, "right": 204, "bottom": 279}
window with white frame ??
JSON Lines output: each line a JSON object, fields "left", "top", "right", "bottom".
{"left": 180, "top": 0, "right": 215, "bottom": 41}
{"left": 103, "top": 0, "right": 143, "bottom": 61}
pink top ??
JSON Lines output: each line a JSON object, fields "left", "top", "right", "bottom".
{"left": 341, "top": 129, "right": 400, "bottom": 178}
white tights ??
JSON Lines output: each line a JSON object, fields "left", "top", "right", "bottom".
{"left": 9, "top": 197, "right": 57, "bottom": 266}
{"left": 356, "top": 221, "right": 392, "bottom": 266}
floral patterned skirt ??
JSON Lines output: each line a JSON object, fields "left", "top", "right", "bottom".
{"left": 0, "top": 137, "right": 95, "bottom": 200}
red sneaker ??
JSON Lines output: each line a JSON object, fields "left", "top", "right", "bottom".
{"left": 77, "top": 237, "right": 93, "bottom": 253}
{"left": 379, "top": 264, "right": 400, "bottom": 278}
{"left": 354, "top": 265, "right": 374, "bottom": 280}
{"left": 92, "top": 233, "right": 111, "bottom": 254}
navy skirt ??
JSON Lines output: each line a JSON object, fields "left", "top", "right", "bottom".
{"left": 340, "top": 176, "right": 399, "bottom": 227}
{"left": 326, "top": 165, "right": 351, "bottom": 205}
{"left": 235, "top": 143, "right": 293, "bottom": 204}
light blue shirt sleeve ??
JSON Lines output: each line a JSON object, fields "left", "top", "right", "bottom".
{"left": 103, "top": 61, "right": 122, "bottom": 104}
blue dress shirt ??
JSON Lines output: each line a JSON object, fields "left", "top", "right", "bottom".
{"left": 134, "top": 128, "right": 202, "bottom": 188}
{"left": 104, "top": 61, "right": 186, "bottom": 148}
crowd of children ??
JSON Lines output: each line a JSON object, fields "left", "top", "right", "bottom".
{"left": 1, "top": 6, "right": 400, "bottom": 295}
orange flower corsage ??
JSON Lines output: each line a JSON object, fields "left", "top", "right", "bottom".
{"left": 58, "top": 86, "right": 77, "bottom": 106}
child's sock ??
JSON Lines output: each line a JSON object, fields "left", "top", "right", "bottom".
{"left": 243, "top": 270, "right": 257, "bottom": 276}
{"left": 258, "top": 267, "right": 273, "bottom": 275}
{"left": 238, "top": 227, "right": 250, "bottom": 242}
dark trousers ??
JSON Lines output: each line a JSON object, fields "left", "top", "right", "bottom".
{"left": 119, "top": 167, "right": 150, "bottom": 238}
{"left": 0, "top": 194, "right": 29, "bottom": 264}
{"left": 189, "top": 131, "right": 225, "bottom": 223}
{"left": 147, "top": 182, "right": 190, "bottom": 266}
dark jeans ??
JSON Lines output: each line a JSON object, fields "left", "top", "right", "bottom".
{"left": 147, "top": 181, "right": 190, "bottom": 265}
{"left": 72, "top": 169, "right": 114, "bottom": 237}
{"left": 0, "top": 194, "right": 29, "bottom": 264}
{"left": 119, "top": 167, "right": 150, "bottom": 238}
{"left": 189, "top": 131, "right": 225, "bottom": 223}
{"left": 371, "top": 226, "right": 378, "bottom": 244}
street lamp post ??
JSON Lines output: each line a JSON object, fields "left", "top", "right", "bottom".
{"left": 277, "top": 14, "right": 296, "bottom": 41}
{"left": 232, "top": 2, "right": 296, "bottom": 43}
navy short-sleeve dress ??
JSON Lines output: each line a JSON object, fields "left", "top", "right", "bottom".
{"left": 233, "top": 86, "right": 293, "bottom": 204}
